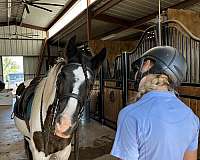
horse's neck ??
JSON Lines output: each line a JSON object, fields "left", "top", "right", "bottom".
{"left": 40, "top": 63, "right": 63, "bottom": 121}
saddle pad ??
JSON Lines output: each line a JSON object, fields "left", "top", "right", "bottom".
{"left": 13, "top": 91, "right": 34, "bottom": 121}
{"left": 13, "top": 77, "right": 42, "bottom": 122}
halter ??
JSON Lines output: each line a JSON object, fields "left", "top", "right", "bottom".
{"left": 40, "top": 62, "right": 94, "bottom": 155}
{"left": 54, "top": 63, "right": 94, "bottom": 125}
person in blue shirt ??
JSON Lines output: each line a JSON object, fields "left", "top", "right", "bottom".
{"left": 111, "top": 46, "right": 199, "bottom": 160}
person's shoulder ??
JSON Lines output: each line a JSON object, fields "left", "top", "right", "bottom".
{"left": 175, "top": 98, "right": 200, "bottom": 126}
{"left": 176, "top": 97, "right": 199, "bottom": 115}
{"left": 190, "top": 111, "right": 200, "bottom": 128}
{"left": 119, "top": 101, "right": 147, "bottom": 121}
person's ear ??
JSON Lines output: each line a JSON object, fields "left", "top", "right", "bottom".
{"left": 142, "top": 60, "right": 153, "bottom": 72}
{"left": 145, "top": 60, "right": 151, "bottom": 67}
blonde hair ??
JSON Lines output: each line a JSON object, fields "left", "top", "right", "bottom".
{"left": 133, "top": 74, "right": 173, "bottom": 102}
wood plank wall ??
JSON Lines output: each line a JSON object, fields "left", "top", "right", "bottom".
{"left": 90, "top": 81, "right": 100, "bottom": 116}
{"left": 103, "top": 81, "right": 122, "bottom": 128}
{"left": 89, "top": 40, "right": 137, "bottom": 62}
{"left": 167, "top": 9, "right": 200, "bottom": 38}
{"left": 176, "top": 86, "right": 200, "bottom": 117}
{"left": 176, "top": 86, "right": 200, "bottom": 158}
{"left": 167, "top": 9, "right": 200, "bottom": 157}
{"left": 89, "top": 10, "right": 200, "bottom": 155}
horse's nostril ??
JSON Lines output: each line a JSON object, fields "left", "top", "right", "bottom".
{"left": 54, "top": 115, "right": 73, "bottom": 138}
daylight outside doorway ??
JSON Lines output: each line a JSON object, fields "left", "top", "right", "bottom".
{"left": 2, "top": 56, "right": 24, "bottom": 93}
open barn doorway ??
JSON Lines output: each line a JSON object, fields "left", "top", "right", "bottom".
{"left": 2, "top": 56, "right": 24, "bottom": 93}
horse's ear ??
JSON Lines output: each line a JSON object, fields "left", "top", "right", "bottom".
{"left": 66, "top": 35, "right": 76, "bottom": 58}
{"left": 91, "top": 48, "right": 107, "bottom": 70}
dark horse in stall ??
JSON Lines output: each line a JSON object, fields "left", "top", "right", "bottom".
{"left": 13, "top": 35, "right": 106, "bottom": 160}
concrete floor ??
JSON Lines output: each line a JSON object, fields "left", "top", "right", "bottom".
{"left": 0, "top": 105, "right": 117, "bottom": 160}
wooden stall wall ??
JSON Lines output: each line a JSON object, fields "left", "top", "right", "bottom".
{"left": 89, "top": 40, "right": 137, "bottom": 62}
{"left": 176, "top": 86, "right": 200, "bottom": 115}
{"left": 168, "top": 9, "right": 200, "bottom": 158}
{"left": 103, "top": 81, "right": 123, "bottom": 128}
{"left": 89, "top": 40, "right": 136, "bottom": 126}
{"left": 90, "top": 81, "right": 100, "bottom": 120}
{"left": 176, "top": 85, "right": 200, "bottom": 158}
{"left": 167, "top": 9, "right": 200, "bottom": 38}
{"left": 167, "top": 9, "right": 200, "bottom": 118}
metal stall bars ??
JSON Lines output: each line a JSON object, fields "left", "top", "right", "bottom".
{"left": 98, "top": 55, "right": 123, "bottom": 128}
{"left": 100, "top": 19, "right": 200, "bottom": 129}
{"left": 161, "top": 20, "right": 200, "bottom": 83}
{"left": 97, "top": 24, "right": 158, "bottom": 128}
{"left": 127, "top": 20, "right": 200, "bottom": 153}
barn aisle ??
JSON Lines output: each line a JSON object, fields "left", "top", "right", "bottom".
{"left": 0, "top": 105, "right": 117, "bottom": 160}
{"left": 69, "top": 120, "right": 116, "bottom": 160}
{"left": 0, "top": 106, "right": 26, "bottom": 160}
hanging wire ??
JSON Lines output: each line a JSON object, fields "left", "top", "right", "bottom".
{"left": 57, "top": 38, "right": 61, "bottom": 57}
{"left": 86, "top": 0, "right": 90, "bottom": 42}
{"left": 158, "top": 0, "right": 162, "bottom": 46}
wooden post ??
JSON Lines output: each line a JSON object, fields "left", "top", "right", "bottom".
{"left": 74, "top": 123, "right": 80, "bottom": 160}
{"left": 36, "top": 38, "right": 48, "bottom": 77}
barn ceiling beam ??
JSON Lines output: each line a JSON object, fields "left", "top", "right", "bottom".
{"left": 118, "top": 31, "right": 143, "bottom": 41}
{"left": 93, "top": 0, "right": 124, "bottom": 17}
{"left": 121, "top": 0, "right": 200, "bottom": 29}
{"left": 96, "top": 0, "right": 200, "bottom": 40}
{"left": 0, "top": 21, "right": 46, "bottom": 31}
{"left": 0, "top": 21, "right": 15, "bottom": 26}
{"left": 49, "top": 12, "right": 87, "bottom": 44}
{"left": 47, "top": 0, "right": 79, "bottom": 30}
{"left": 36, "top": 38, "right": 48, "bottom": 76}
{"left": 0, "top": 38, "right": 44, "bottom": 40}
{"left": 19, "top": 23, "right": 46, "bottom": 31}
{"left": 93, "top": 27, "right": 122, "bottom": 40}
{"left": 171, "top": 0, "right": 200, "bottom": 9}
{"left": 94, "top": 21, "right": 151, "bottom": 40}
{"left": 94, "top": 14, "right": 132, "bottom": 27}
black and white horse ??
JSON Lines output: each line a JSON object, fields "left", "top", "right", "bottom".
{"left": 13, "top": 35, "right": 106, "bottom": 160}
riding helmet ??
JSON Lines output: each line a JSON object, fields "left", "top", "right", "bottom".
{"left": 132, "top": 46, "right": 187, "bottom": 89}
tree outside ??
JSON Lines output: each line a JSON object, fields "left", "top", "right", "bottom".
{"left": 2, "top": 56, "right": 24, "bottom": 89}
{"left": 3, "top": 57, "right": 20, "bottom": 82}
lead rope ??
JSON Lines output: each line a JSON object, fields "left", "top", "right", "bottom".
{"left": 79, "top": 57, "right": 94, "bottom": 120}
{"left": 74, "top": 57, "right": 93, "bottom": 160}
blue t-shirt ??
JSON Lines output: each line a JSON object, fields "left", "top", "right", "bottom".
{"left": 111, "top": 91, "right": 199, "bottom": 160}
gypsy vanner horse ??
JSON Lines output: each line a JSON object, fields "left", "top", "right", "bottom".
{"left": 13, "top": 35, "right": 106, "bottom": 160}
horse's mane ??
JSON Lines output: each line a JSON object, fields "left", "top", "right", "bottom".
{"left": 32, "top": 58, "right": 66, "bottom": 124}
{"left": 43, "top": 58, "right": 66, "bottom": 108}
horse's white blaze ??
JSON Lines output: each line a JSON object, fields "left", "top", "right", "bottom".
{"left": 62, "top": 66, "right": 91, "bottom": 117}
{"left": 55, "top": 67, "right": 91, "bottom": 137}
